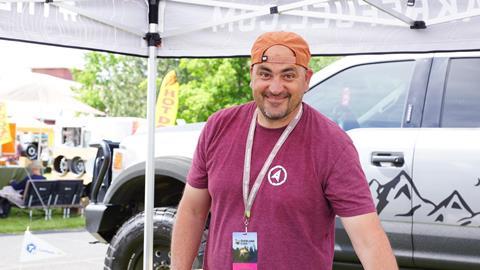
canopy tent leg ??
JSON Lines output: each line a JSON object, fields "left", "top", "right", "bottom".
{"left": 144, "top": 1, "right": 161, "bottom": 270}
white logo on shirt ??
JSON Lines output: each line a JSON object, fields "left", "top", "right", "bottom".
{"left": 268, "top": 165, "right": 287, "bottom": 186}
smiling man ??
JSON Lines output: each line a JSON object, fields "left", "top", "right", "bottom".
{"left": 171, "top": 31, "right": 398, "bottom": 270}
{"left": 251, "top": 42, "right": 310, "bottom": 128}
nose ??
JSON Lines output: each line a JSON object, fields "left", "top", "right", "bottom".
{"left": 268, "top": 76, "right": 284, "bottom": 95}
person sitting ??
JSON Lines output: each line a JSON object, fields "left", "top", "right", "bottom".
{"left": 0, "top": 160, "right": 46, "bottom": 218}
{"left": 9, "top": 160, "right": 46, "bottom": 194}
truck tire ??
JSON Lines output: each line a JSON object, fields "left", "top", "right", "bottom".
{"left": 25, "top": 143, "right": 38, "bottom": 160}
{"left": 104, "top": 207, "right": 206, "bottom": 270}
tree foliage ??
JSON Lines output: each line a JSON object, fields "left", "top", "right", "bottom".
{"left": 176, "top": 58, "right": 252, "bottom": 122}
{"left": 72, "top": 52, "right": 338, "bottom": 123}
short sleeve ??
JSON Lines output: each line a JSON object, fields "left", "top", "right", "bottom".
{"left": 324, "top": 143, "right": 376, "bottom": 217}
{"left": 187, "top": 122, "right": 210, "bottom": 189}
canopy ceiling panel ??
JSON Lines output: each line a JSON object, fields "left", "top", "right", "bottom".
{"left": 1, "top": 0, "right": 480, "bottom": 57}
{"left": 0, "top": 0, "right": 148, "bottom": 56}
{"left": 160, "top": 0, "right": 480, "bottom": 56}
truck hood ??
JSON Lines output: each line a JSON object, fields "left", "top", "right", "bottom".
{"left": 118, "top": 122, "right": 205, "bottom": 171}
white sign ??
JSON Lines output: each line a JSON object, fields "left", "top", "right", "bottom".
{"left": 19, "top": 229, "right": 66, "bottom": 262}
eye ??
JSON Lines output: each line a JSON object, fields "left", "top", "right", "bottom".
{"left": 283, "top": 73, "right": 297, "bottom": 81}
{"left": 258, "top": 71, "right": 272, "bottom": 79}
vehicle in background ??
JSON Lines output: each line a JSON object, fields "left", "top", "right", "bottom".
{"left": 1, "top": 120, "right": 54, "bottom": 166}
{"left": 51, "top": 117, "right": 145, "bottom": 191}
{"left": 86, "top": 52, "right": 480, "bottom": 269}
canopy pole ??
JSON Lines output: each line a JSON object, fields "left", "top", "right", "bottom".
{"left": 362, "top": 0, "right": 426, "bottom": 29}
{"left": 144, "top": 1, "right": 161, "bottom": 270}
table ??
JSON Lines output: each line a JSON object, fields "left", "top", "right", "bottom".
{"left": 0, "top": 166, "right": 28, "bottom": 189}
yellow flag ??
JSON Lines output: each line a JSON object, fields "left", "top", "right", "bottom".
{"left": 155, "top": 70, "right": 180, "bottom": 127}
{"left": 0, "top": 102, "right": 12, "bottom": 145}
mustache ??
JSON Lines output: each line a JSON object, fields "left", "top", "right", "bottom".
{"left": 262, "top": 92, "right": 290, "bottom": 98}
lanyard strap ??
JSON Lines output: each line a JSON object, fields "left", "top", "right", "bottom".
{"left": 242, "top": 104, "right": 303, "bottom": 229}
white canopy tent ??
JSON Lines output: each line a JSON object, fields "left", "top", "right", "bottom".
{"left": 0, "top": 71, "right": 105, "bottom": 119}
{"left": 2, "top": 0, "right": 480, "bottom": 56}
{"left": 2, "top": 1, "right": 479, "bottom": 269}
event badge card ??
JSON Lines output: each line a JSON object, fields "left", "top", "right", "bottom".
{"left": 232, "top": 232, "right": 258, "bottom": 270}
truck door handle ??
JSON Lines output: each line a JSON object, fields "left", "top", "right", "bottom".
{"left": 371, "top": 152, "right": 404, "bottom": 167}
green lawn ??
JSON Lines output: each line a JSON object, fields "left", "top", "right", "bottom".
{"left": 0, "top": 207, "right": 85, "bottom": 234}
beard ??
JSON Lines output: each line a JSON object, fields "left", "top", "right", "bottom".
{"left": 257, "top": 94, "right": 302, "bottom": 122}
{"left": 259, "top": 105, "right": 289, "bottom": 120}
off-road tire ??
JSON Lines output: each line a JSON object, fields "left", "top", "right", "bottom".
{"left": 104, "top": 207, "right": 206, "bottom": 270}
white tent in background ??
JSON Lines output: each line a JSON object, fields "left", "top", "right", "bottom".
{"left": 0, "top": 71, "right": 105, "bottom": 120}
{"left": 2, "top": 1, "right": 479, "bottom": 269}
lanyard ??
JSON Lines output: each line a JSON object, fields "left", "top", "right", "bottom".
{"left": 242, "top": 104, "right": 303, "bottom": 232}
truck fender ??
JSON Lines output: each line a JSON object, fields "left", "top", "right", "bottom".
{"left": 102, "top": 156, "right": 191, "bottom": 205}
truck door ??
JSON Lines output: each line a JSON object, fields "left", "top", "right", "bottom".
{"left": 304, "top": 57, "right": 431, "bottom": 266}
{"left": 413, "top": 56, "right": 480, "bottom": 269}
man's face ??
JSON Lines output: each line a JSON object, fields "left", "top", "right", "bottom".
{"left": 250, "top": 45, "right": 312, "bottom": 126}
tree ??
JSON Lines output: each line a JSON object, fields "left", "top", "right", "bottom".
{"left": 73, "top": 52, "right": 339, "bottom": 122}
{"left": 310, "top": 56, "right": 340, "bottom": 72}
{"left": 72, "top": 52, "right": 147, "bottom": 117}
{"left": 176, "top": 58, "right": 252, "bottom": 122}
{"left": 72, "top": 53, "right": 179, "bottom": 118}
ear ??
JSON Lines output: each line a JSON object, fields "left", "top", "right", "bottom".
{"left": 304, "top": 68, "right": 314, "bottom": 92}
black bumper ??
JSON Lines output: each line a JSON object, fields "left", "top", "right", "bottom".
{"left": 85, "top": 203, "right": 122, "bottom": 243}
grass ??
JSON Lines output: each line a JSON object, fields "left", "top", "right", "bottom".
{"left": 0, "top": 207, "right": 85, "bottom": 234}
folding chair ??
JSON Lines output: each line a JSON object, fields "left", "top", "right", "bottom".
{"left": 53, "top": 180, "right": 84, "bottom": 218}
{"left": 23, "top": 180, "right": 56, "bottom": 220}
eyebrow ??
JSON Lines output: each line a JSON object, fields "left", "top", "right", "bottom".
{"left": 257, "top": 66, "right": 272, "bottom": 73}
{"left": 256, "top": 66, "right": 298, "bottom": 73}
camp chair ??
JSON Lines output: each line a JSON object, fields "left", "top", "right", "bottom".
{"left": 52, "top": 180, "right": 84, "bottom": 218}
{"left": 23, "top": 180, "right": 56, "bottom": 220}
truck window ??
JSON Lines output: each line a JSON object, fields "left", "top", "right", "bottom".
{"left": 441, "top": 58, "right": 480, "bottom": 128}
{"left": 62, "top": 127, "right": 82, "bottom": 147}
{"left": 304, "top": 61, "right": 415, "bottom": 130}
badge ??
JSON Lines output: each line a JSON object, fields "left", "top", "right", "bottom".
{"left": 232, "top": 232, "right": 258, "bottom": 270}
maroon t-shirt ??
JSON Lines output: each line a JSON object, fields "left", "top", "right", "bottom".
{"left": 188, "top": 102, "right": 375, "bottom": 270}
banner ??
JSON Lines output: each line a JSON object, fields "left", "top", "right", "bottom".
{"left": 155, "top": 70, "right": 180, "bottom": 127}
{"left": 0, "top": 102, "right": 12, "bottom": 145}
{"left": 1, "top": 1, "right": 480, "bottom": 57}
{"left": 159, "top": 0, "right": 480, "bottom": 56}
{"left": 19, "top": 229, "right": 66, "bottom": 262}
{"left": 0, "top": 1, "right": 147, "bottom": 56}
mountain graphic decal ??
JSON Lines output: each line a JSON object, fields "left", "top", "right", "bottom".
{"left": 369, "top": 171, "right": 480, "bottom": 227}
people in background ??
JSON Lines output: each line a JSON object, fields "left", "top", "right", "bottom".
{"left": 0, "top": 160, "right": 46, "bottom": 217}
{"left": 9, "top": 160, "right": 46, "bottom": 194}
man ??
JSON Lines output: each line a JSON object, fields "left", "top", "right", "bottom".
{"left": 171, "top": 31, "right": 398, "bottom": 270}
{"left": 0, "top": 160, "right": 46, "bottom": 217}
{"left": 9, "top": 160, "right": 46, "bottom": 193}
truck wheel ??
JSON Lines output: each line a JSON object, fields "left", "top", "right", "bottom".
{"left": 25, "top": 143, "right": 38, "bottom": 160}
{"left": 104, "top": 207, "right": 206, "bottom": 270}
{"left": 70, "top": 157, "right": 86, "bottom": 176}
